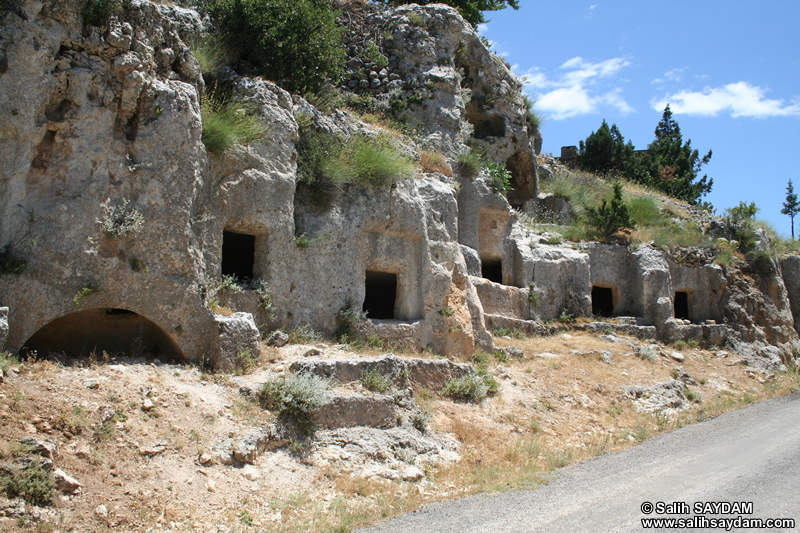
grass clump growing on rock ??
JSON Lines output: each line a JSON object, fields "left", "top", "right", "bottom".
{"left": 201, "top": 95, "right": 267, "bottom": 155}
{"left": 327, "top": 134, "right": 416, "bottom": 186}
{"left": 296, "top": 117, "right": 416, "bottom": 207}
{"left": 455, "top": 149, "right": 483, "bottom": 178}
{"left": 258, "top": 373, "right": 331, "bottom": 433}
{"left": 190, "top": 34, "right": 226, "bottom": 75}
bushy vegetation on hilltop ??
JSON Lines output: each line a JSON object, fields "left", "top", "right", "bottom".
{"left": 206, "top": 0, "right": 346, "bottom": 94}
{"left": 577, "top": 105, "right": 712, "bottom": 205}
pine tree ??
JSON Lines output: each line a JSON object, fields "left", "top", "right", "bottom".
{"left": 781, "top": 179, "right": 799, "bottom": 239}
{"left": 578, "top": 120, "right": 633, "bottom": 176}
{"left": 644, "top": 105, "right": 713, "bottom": 204}
{"left": 585, "top": 183, "right": 635, "bottom": 243}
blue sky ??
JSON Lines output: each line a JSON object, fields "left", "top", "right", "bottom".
{"left": 480, "top": 1, "right": 800, "bottom": 236}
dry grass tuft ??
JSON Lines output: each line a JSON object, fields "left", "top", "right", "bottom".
{"left": 420, "top": 150, "right": 453, "bottom": 176}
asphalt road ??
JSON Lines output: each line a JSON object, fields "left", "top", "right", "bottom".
{"left": 360, "top": 392, "right": 800, "bottom": 532}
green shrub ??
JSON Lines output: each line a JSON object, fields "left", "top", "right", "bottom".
{"left": 287, "top": 325, "right": 322, "bottom": 344}
{"left": 523, "top": 95, "right": 542, "bottom": 137}
{"left": 441, "top": 369, "right": 499, "bottom": 402}
{"left": 359, "top": 368, "right": 392, "bottom": 394}
{"left": 0, "top": 461, "right": 55, "bottom": 506}
{"left": 203, "top": 274, "right": 242, "bottom": 309}
{"left": 258, "top": 373, "right": 331, "bottom": 433}
{"left": 365, "top": 42, "right": 388, "bottom": 68}
{"left": 201, "top": 95, "right": 267, "bottom": 155}
{"left": 712, "top": 238, "right": 736, "bottom": 266}
{"left": 294, "top": 234, "right": 313, "bottom": 248}
{"left": 528, "top": 282, "right": 540, "bottom": 306}
{"left": 100, "top": 199, "right": 144, "bottom": 237}
{"left": 207, "top": 0, "right": 345, "bottom": 94}
{"left": 585, "top": 183, "right": 635, "bottom": 243}
{"left": 234, "top": 348, "right": 258, "bottom": 376}
{"left": 84, "top": 0, "right": 120, "bottom": 27}
{"left": 406, "top": 11, "right": 424, "bottom": 27}
{"left": 724, "top": 202, "right": 759, "bottom": 252}
{"left": 746, "top": 249, "right": 775, "bottom": 278}
{"left": 492, "top": 327, "right": 523, "bottom": 339}
{"left": 336, "top": 300, "right": 367, "bottom": 329}
{"left": 487, "top": 162, "right": 512, "bottom": 196}
{"left": 636, "top": 346, "right": 656, "bottom": 361}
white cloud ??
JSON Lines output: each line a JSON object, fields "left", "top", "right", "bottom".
{"left": 652, "top": 67, "right": 687, "bottom": 85}
{"left": 664, "top": 68, "right": 685, "bottom": 82}
{"left": 520, "top": 56, "right": 633, "bottom": 120}
{"left": 652, "top": 82, "right": 800, "bottom": 118}
{"left": 589, "top": 4, "right": 598, "bottom": 10}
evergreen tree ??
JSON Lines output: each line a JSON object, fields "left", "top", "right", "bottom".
{"left": 577, "top": 120, "right": 633, "bottom": 176}
{"left": 585, "top": 183, "right": 635, "bottom": 243}
{"left": 643, "top": 105, "right": 713, "bottom": 204}
{"left": 781, "top": 179, "right": 799, "bottom": 239}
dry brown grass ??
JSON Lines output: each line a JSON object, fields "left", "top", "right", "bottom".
{"left": 420, "top": 150, "right": 453, "bottom": 177}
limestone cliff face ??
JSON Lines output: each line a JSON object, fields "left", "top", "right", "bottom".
{"left": 0, "top": 0, "right": 798, "bottom": 368}
{"left": 0, "top": 0, "right": 218, "bottom": 360}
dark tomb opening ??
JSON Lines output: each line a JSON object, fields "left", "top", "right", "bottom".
{"left": 591, "top": 286, "right": 614, "bottom": 317}
{"left": 363, "top": 270, "right": 397, "bottom": 319}
{"left": 674, "top": 291, "right": 690, "bottom": 320}
{"left": 221, "top": 230, "right": 255, "bottom": 280}
{"left": 22, "top": 308, "right": 184, "bottom": 362}
{"left": 482, "top": 258, "right": 503, "bottom": 284}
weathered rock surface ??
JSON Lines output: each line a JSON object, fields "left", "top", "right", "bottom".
{"left": 289, "top": 354, "right": 474, "bottom": 390}
{"left": 18, "top": 437, "right": 57, "bottom": 460}
{"left": 313, "top": 392, "right": 399, "bottom": 430}
{"left": 622, "top": 380, "right": 689, "bottom": 412}
{"left": 212, "top": 313, "right": 261, "bottom": 373}
{"left": 311, "top": 426, "right": 460, "bottom": 475}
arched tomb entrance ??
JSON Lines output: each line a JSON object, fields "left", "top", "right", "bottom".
{"left": 21, "top": 308, "right": 183, "bottom": 361}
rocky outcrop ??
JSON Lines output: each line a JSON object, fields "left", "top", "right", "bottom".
{"left": 290, "top": 354, "right": 474, "bottom": 390}
{"left": 338, "top": 2, "right": 538, "bottom": 205}
{"left": 0, "top": 0, "right": 797, "bottom": 369}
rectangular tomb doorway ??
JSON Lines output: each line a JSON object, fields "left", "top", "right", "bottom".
{"left": 363, "top": 270, "right": 397, "bottom": 319}
{"left": 674, "top": 291, "right": 691, "bottom": 320}
{"left": 221, "top": 230, "right": 256, "bottom": 280}
{"left": 591, "top": 285, "right": 615, "bottom": 317}
{"left": 481, "top": 258, "right": 503, "bottom": 284}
